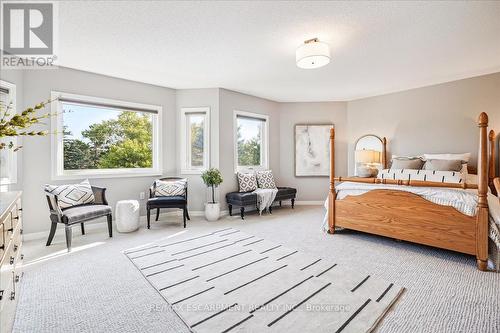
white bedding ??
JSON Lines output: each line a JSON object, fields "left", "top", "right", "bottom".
{"left": 322, "top": 182, "right": 500, "bottom": 270}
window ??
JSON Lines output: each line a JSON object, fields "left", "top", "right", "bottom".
{"left": 180, "top": 107, "right": 210, "bottom": 174}
{"left": 233, "top": 110, "right": 269, "bottom": 172}
{"left": 51, "top": 92, "right": 162, "bottom": 179}
{"left": 0, "top": 80, "right": 17, "bottom": 187}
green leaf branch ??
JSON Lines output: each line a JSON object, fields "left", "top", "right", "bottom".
{"left": 0, "top": 98, "right": 58, "bottom": 150}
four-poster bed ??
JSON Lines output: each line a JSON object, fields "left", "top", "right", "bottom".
{"left": 328, "top": 112, "right": 497, "bottom": 271}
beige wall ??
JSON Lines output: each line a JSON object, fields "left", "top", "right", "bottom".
{"left": 278, "top": 102, "right": 348, "bottom": 202}
{"left": 346, "top": 72, "right": 500, "bottom": 176}
{"left": 218, "top": 89, "right": 281, "bottom": 210}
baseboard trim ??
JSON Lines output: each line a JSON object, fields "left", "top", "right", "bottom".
{"left": 294, "top": 200, "right": 324, "bottom": 205}
{"left": 23, "top": 209, "right": 229, "bottom": 241}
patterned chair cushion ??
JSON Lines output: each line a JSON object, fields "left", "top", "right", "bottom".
{"left": 237, "top": 172, "right": 258, "bottom": 192}
{"left": 62, "top": 204, "right": 111, "bottom": 224}
{"left": 256, "top": 170, "right": 277, "bottom": 189}
{"left": 45, "top": 179, "right": 95, "bottom": 209}
{"left": 147, "top": 196, "right": 187, "bottom": 208}
{"left": 154, "top": 179, "right": 187, "bottom": 197}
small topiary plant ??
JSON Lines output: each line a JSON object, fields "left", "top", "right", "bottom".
{"left": 201, "top": 168, "right": 223, "bottom": 204}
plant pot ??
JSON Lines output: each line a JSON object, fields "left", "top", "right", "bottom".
{"left": 205, "top": 202, "right": 220, "bottom": 222}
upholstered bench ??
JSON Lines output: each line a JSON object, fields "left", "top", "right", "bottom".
{"left": 226, "top": 187, "right": 297, "bottom": 219}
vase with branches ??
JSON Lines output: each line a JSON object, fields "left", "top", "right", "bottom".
{"left": 201, "top": 168, "right": 223, "bottom": 221}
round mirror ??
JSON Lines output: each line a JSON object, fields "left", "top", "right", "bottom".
{"left": 354, "top": 135, "right": 384, "bottom": 177}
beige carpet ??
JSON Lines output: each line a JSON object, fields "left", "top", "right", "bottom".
{"left": 13, "top": 206, "right": 500, "bottom": 332}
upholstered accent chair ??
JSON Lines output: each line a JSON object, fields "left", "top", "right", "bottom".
{"left": 45, "top": 186, "right": 112, "bottom": 251}
{"left": 147, "top": 177, "right": 190, "bottom": 229}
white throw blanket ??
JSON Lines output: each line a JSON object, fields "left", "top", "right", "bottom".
{"left": 253, "top": 188, "right": 278, "bottom": 214}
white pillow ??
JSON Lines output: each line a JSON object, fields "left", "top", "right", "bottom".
{"left": 237, "top": 172, "right": 258, "bottom": 192}
{"left": 392, "top": 154, "right": 424, "bottom": 160}
{"left": 423, "top": 153, "right": 471, "bottom": 163}
{"left": 256, "top": 170, "right": 277, "bottom": 189}
{"left": 45, "top": 179, "right": 95, "bottom": 209}
{"left": 466, "top": 174, "right": 478, "bottom": 185}
{"left": 154, "top": 179, "right": 187, "bottom": 197}
{"left": 378, "top": 169, "right": 464, "bottom": 184}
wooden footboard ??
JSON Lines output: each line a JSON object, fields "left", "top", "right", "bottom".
{"left": 335, "top": 190, "right": 477, "bottom": 255}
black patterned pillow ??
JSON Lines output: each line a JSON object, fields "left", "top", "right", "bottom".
{"left": 45, "top": 179, "right": 95, "bottom": 209}
{"left": 237, "top": 172, "right": 258, "bottom": 192}
{"left": 256, "top": 170, "right": 277, "bottom": 189}
{"left": 154, "top": 179, "right": 187, "bottom": 197}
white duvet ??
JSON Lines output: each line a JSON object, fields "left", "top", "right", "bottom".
{"left": 322, "top": 182, "right": 500, "bottom": 270}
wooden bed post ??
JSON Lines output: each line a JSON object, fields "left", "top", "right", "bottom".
{"left": 382, "top": 137, "right": 388, "bottom": 169}
{"left": 476, "top": 112, "right": 489, "bottom": 271}
{"left": 328, "top": 128, "right": 336, "bottom": 234}
{"left": 489, "top": 130, "right": 496, "bottom": 194}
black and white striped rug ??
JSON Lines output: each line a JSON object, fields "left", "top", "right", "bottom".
{"left": 124, "top": 228, "right": 404, "bottom": 333}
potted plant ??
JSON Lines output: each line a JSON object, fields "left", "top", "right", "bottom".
{"left": 201, "top": 168, "right": 223, "bottom": 221}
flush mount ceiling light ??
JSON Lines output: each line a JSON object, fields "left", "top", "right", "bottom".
{"left": 296, "top": 38, "right": 330, "bottom": 69}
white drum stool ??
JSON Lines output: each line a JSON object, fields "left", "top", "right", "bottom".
{"left": 115, "top": 200, "right": 140, "bottom": 233}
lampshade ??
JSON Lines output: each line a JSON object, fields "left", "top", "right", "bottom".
{"left": 355, "top": 149, "right": 381, "bottom": 164}
{"left": 296, "top": 38, "right": 330, "bottom": 69}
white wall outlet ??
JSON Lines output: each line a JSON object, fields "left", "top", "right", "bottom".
{"left": 139, "top": 192, "right": 145, "bottom": 200}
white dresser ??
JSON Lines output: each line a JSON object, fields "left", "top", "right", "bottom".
{"left": 0, "top": 191, "right": 23, "bottom": 333}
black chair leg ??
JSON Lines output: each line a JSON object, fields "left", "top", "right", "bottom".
{"left": 228, "top": 204, "right": 232, "bottom": 216}
{"left": 65, "top": 225, "right": 72, "bottom": 252}
{"left": 81, "top": 223, "right": 85, "bottom": 235}
{"left": 240, "top": 207, "right": 245, "bottom": 220}
{"left": 269, "top": 206, "right": 273, "bottom": 214}
{"left": 291, "top": 198, "right": 295, "bottom": 209}
{"left": 107, "top": 214, "right": 113, "bottom": 237}
{"left": 185, "top": 207, "right": 190, "bottom": 221}
{"left": 46, "top": 222, "right": 57, "bottom": 246}
{"left": 183, "top": 208, "right": 186, "bottom": 228}
{"left": 147, "top": 208, "right": 151, "bottom": 229}
{"left": 155, "top": 208, "right": 160, "bottom": 221}
{"left": 279, "top": 201, "right": 282, "bottom": 207}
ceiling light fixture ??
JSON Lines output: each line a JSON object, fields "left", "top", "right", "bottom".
{"left": 296, "top": 38, "right": 330, "bottom": 69}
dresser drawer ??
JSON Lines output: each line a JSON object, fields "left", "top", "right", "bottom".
{"left": 8, "top": 212, "right": 20, "bottom": 234}
{"left": 0, "top": 269, "right": 14, "bottom": 309}
{"left": 0, "top": 244, "right": 14, "bottom": 311}
{"left": 0, "top": 225, "right": 21, "bottom": 272}
{"left": 0, "top": 223, "right": 5, "bottom": 259}
{"left": 0, "top": 274, "right": 16, "bottom": 333}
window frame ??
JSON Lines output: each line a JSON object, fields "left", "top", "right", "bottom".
{"left": 0, "top": 80, "right": 18, "bottom": 186}
{"left": 180, "top": 107, "right": 210, "bottom": 174}
{"left": 50, "top": 91, "right": 163, "bottom": 180}
{"left": 233, "top": 110, "right": 269, "bottom": 173}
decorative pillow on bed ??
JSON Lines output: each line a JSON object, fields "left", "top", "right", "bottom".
{"left": 423, "top": 153, "right": 471, "bottom": 163}
{"left": 256, "top": 170, "right": 277, "bottom": 189}
{"left": 45, "top": 179, "right": 95, "bottom": 209}
{"left": 237, "top": 172, "right": 258, "bottom": 192}
{"left": 423, "top": 153, "right": 470, "bottom": 174}
{"left": 378, "top": 169, "right": 464, "bottom": 184}
{"left": 390, "top": 157, "right": 424, "bottom": 170}
{"left": 423, "top": 159, "right": 463, "bottom": 172}
{"left": 154, "top": 179, "right": 187, "bottom": 197}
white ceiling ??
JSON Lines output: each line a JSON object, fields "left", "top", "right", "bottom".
{"left": 57, "top": 1, "right": 500, "bottom": 102}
